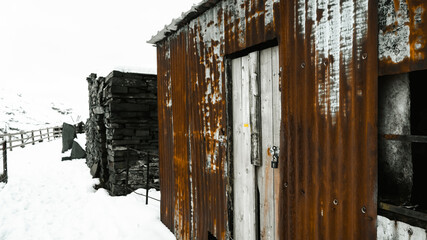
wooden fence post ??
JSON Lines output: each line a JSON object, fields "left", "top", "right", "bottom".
{"left": 39, "top": 130, "right": 43, "bottom": 142}
{"left": 20, "top": 133, "right": 24, "bottom": 148}
{"left": 47, "top": 128, "right": 50, "bottom": 141}
{"left": 3, "top": 141, "right": 7, "bottom": 183}
{"left": 9, "top": 135, "right": 12, "bottom": 151}
{"left": 31, "top": 131, "right": 35, "bottom": 145}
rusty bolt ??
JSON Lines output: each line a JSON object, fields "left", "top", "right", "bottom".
{"left": 284, "top": 182, "right": 288, "bottom": 188}
{"left": 361, "top": 206, "right": 367, "bottom": 214}
{"left": 324, "top": 59, "right": 329, "bottom": 66}
{"left": 301, "top": 62, "right": 305, "bottom": 68}
{"left": 333, "top": 199, "right": 338, "bottom": 205}
{"left": 362, "top": 53, "right": 368, "bottom": 60}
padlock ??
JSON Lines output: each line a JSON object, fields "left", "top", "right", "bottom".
{"left": 271, "top": 160, "right": 278, "bottom": 168}
{"left": 270, "top": 146, "right": 279, "bottom": 169}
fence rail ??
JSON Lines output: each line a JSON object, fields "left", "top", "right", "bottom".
{"left": 0, "top": 141, "right": 7, "bottom": 183}
{"left": 0, "top": 126, "right": 62, "bottom": 151}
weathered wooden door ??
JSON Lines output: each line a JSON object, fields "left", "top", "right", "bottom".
{"left": 232, "top": 46, "right": 280, "bottom": 240}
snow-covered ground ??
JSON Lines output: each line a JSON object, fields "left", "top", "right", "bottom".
{"left": 0, "top": 136, "right": 174, "bottom": 240}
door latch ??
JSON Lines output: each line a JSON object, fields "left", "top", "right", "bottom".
{"left": 269, "top": 146, "right": 279, "bottom": 168}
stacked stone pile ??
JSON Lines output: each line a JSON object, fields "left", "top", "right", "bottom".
{"left": 86, "top": 71, "right": 159, "bottom": 196}
{"left": 86, "top": 74, "right": 109, "bottom": 184}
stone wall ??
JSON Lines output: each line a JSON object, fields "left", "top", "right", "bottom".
{"left": 86, "top": 71, "right": 159, "bottom": 196}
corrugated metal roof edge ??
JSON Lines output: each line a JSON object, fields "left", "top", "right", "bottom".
{"left": 147, "top": 0, "right": 221, "bottom": 44}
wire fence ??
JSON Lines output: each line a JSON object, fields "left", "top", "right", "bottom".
{"left": 0, "top": 140, "right": 7, "bottom": 183}
{"left": 0, "top": 126, "right": 62, "bottom": 151}
{"left": 127, "top": 148, "right": 160, "bottom": 204}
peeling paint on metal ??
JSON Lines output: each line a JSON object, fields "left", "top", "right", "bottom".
{"left": 378, "top": 0, "right": 427, "bottom": 75}
{"left": 341, "top": 1, "right": 355, "bottom": 85}
{"left": 414, "top": 6, "right": 423, "bottom": 23}
{"left": 410, "top": 4, "right": 426, "bottom": 62}
{"left": 298, "top": 0, "right": 306, "bottom": 37}
{"left": 378, "top": 0, "right": 411, "bottom": 63}
{"left": 264, "top": 0, "right": 275, "bottom": 26}
{"left": 356, "top": 0, "right": 369, "bottom": 62}
{"left": 307, "top": 0, "right": 343, "bottom": 118}
{"left": 237, "top": 0, "right": 246, "bottom": 45}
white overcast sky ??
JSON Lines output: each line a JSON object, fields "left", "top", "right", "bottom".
{"left": 0, "top": 0, "right": 200, "bottom": 117}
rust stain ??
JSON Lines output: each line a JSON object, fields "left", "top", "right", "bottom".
{"left": 379, "top": 0, "right": 427, "bottom": 75}
{"left": 393, "top": 0, "right": 401, "bottom": 12}
{"left": 410, "top": 5, "right": 426, "bottom": 61}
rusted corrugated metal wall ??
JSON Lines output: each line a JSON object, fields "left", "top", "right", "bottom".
{"left": 379, "top": 0, "right": 427, "bottom": 75}
{"left": 156, "top": 1, "right": 280, "bottom": 239}
{"left": 279, "top": 0, "right": 378, "bottom": 239}
{"left": 155, "top": 0, "right": 398, "bottom": 239}
{"left": 223, "top": 0, "right": 279, "bottom": 54}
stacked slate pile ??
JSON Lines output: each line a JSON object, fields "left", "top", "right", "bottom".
{"left": 86, "top": 74, "right": 109, "bottom": 184}
{"left": 85, "top": 71, "right": 159, "bottom": 196}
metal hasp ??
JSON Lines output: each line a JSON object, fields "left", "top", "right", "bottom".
{"left": 269, "top": 146, "right": 279, "bottom": 169}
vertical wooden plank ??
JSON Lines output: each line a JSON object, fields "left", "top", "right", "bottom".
{"left": 233, "top": 56, "right": 256, "bottom": 240}
{"left": 249, "top": 51, "right": 261, "bottom": 166}
{"left": 259, "top": 47, "right": 275, "bottom": 239}
{"left": 271, "top": 45, "right": 281, "bottom": 240}
{"left": 242, "top": 54, "right": 257, "bottom": 240}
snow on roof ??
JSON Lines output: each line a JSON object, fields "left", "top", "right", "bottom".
{"left": 147, "top": 0, "right": 221, "bottom": 44}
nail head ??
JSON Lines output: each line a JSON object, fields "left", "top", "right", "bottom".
{"left": 362, "top": 53, "right": 368, "bottom": 60}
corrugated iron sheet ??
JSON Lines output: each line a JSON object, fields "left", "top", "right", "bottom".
{"left": 156, "top": 1, "right": 280, "bottom": 239}
{"left": 379, "top": 0, "right": 427, "bottom": 75}
{"left": 157, "top": 43, "right": 175, "bottom": 232}
{"left": 279, "top": 0, "right": 378, "bottom": 239}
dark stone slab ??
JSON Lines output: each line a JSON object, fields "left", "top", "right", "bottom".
{"left": 90, "top": 162, "right": 99, "bottom": 177}
{"left": 62, "top": 123, "right": 76, "bottom": 153}
{"left": 109, "top": 103, "right": 150, "bottom": 112}
{"left": 70, "top": 141, "right": 86, "bottom": 159}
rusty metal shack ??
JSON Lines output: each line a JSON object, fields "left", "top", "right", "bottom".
{"left": 148, "top": 0, "right": 427, "bottom": 239}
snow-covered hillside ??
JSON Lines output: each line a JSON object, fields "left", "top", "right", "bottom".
{"left": 0, "top": 88, "right": 85, "bottom": 134}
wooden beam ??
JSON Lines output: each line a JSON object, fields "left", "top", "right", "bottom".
{"left": 382, "top": 134, "right": 427, "bottom": 143}
{"left": 378, "top": 202, "right": 427, "bottom": 229}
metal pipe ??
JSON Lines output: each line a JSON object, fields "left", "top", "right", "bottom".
{"left": 146, "top": 152, "right": 150, "bottom": 205}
